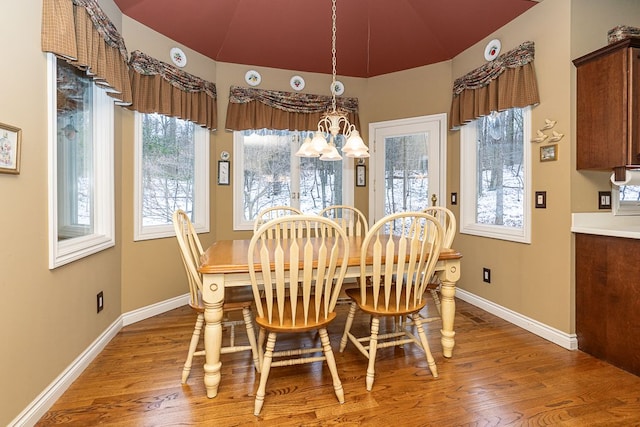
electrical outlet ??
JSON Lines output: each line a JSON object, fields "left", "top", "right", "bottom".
{"left": 598, "top": 191, "right": 612, "bottom": 209}
{"left": 483, "top": 267, "right": 491, "bottom": 284}
{"left": 97, "top": 291, "right": 104, "bottom": 313}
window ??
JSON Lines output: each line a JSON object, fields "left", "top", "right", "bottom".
{"left": 48, "top": 54, "right": 115, "bottom": 268}
{"left": 232, "top": 130, "right": 354, "bottom": 230}
{"left": 134, "top": 112, "right": 209, "bottom": 240}
{"left": 460, "top": 107, "right": 531, "bottom": 243}
{"left": 613, "top": 183, "right": 640, "bottom": 215}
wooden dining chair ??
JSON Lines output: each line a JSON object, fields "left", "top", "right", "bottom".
{"left": 253, "top": 206, "right": 303, "bottom": 232}
{"left": 421, "top": 206, "right": 456, "bottom": 316}
{"left": 172, "top": 210, "right": 260, "bottom": 384}
{"left": 319, "top": 204, "right": 369, "bottom": 237}
{"left": 248, "top": 215, "right": 349, "bottom": 416}
{"left": 339, "top": 211, "right": 444, "bottom": 391}
{"left": 319, "top": 204, "right": 369, "bottom": 304}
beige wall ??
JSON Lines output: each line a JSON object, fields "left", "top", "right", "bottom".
{"left": 4, "top": 0, "right": 640, "bottom": 424}
{"left": 0, "top": 0, "right": 123, "bottom": 424}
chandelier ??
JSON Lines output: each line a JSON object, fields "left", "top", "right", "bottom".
{"left": 295, "top": 0, "right": 370, "bottom": 161}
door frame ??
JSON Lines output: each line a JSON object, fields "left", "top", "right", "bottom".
{"left": 368, "top": 113, "right": 448, "bottom": 224}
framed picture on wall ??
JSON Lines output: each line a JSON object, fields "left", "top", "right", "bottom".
{"left": 356, "top": 164, "right": 366, "bottom": 187}
{"left": 0, "top": 122, "right": 22, "bottom": 174}
{"left": 540, "top": 144, "right": 558, "bottom": 162}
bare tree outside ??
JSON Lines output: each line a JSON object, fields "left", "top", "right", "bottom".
{"left": 141, "top": 114, "right": 195, "bottom": 225}
{"left": 240, "top": 130, "right": 343, "bottom": 220}
{"left": 475, "top": 109, "right": 524, "bottom": 228}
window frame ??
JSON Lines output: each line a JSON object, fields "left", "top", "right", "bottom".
{"left": 47, "top": 54, "right": 115, "bottom": 269}
{"left": 133, "top": 112, "right": 210, "bottom": 241}
{"left": 232, "top": 130, "right": 354, "bottom": 230}
{"left": 459, "top": 107, "right": 532, "bottom": 244}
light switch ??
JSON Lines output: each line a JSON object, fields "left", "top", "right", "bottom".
{"left": 598, "top": 191, "right": 612, "bottom": 209}
{"left": 535, "top": 191, "right": 546, "bottom": 209}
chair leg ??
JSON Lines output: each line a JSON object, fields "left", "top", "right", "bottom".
{"left": 339, "top": 302, "right": 357, "bottom": 352}
{"left": 412, "top": 313, "right": 438, "bottom": 378}
{"left": 430, "top": 288, "right": 442, "bottom": 315}
{"left": 242, "top": 307, "right": 261, "bottom": 373}
{"left": 257, "top": 327, "right": 266, "bottom": 368}
{"left": 319, "top": 328, "right": 345, "bottom": 404}
{"left": 254, "top": 331, "right": 276, "bottom": 416}
{"left": 182, "top": 313, "right": 204, "bottom": 384}
{"left": 366, "top": 317, "right": 380, "bottom": 391}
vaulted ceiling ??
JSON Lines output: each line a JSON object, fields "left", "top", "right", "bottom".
{"left": 113, "top": 0, "right": 540, "bottom": 78}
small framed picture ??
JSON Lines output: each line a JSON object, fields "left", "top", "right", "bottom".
{"left": 0, "top": 122, "right": 22, "bottom": 174}
{"left": 218, "top": 160, "right": 230, "bottom": 185}
{"left": 540, "top": 144, "right": 558, "bottom": 162}
{"left": 356, "top": 164, "right": 366, "bottom": 187}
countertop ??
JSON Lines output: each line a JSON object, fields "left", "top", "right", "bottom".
{"left": 571, "top": 212, "right": 640, "bottom": 239}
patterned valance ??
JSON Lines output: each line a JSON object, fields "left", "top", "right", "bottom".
{"left": 226, "top": 85, "right": 360, "bottom": 132}
{"left": 128, "top": 50, "right": 217, "bottom": 130}
{"left": 450, "top": 41, "right": 539, "bottom": 129}
{"left": 41, "top": 0, "right": 132, "bottom": 105}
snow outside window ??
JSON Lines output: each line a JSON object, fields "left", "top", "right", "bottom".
{"left": 133, "top": 112, "right": 209, "bottom": 241}
{"left": 460, "top": 107, "right": 531, "bottom": 243}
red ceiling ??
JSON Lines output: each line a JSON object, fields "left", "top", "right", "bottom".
{"left": 113, "top": 0, "right": 539, "bottom": 78}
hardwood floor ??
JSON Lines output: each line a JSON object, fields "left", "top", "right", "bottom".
{"left": 37, "top": 299, "right": 640, "bottom": 426}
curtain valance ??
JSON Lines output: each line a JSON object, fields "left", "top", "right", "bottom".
{"left": 41, "top": 0, "right": 132, "bottom": 105}
{"left": 450, "top": 41, "right": 539, "bottom": 129}
{"left": 128, "top": 50, "right": 217, "bottom": 130}
{"left": 225, "top": 85, "right": 360, "bottom": 132}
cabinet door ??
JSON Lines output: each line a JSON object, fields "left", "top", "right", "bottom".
{"left": 576, "top": 48, "right": 629, "bottom": 170}
{"left": 576, "top": 233, "right": 640, "bottom": 376}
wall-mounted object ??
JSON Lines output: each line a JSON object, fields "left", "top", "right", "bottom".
{"left": 540, "top": 144, "right": 558, "bottom": 162}
{"left": 548, "top": 130, "right": 564, "bottom": 142}
{"left": 356, "top": 164, "right": 366, "bottom": 187}
{"left": 0, "top": 122, "right": 21, "bottom": 174}
{"left": 290, "top": 75, "right": 305, "bottom": 91}
{"left": 331, "top": 80, "right": 345, "bottom": 96}
{"left": 598, "top": 191, "right": 612, "bottom": 209}
{"left": 541, "top": 118, "right": 556, "bottom": 130}
{"left": 535, "top": 191, "right": 547, "bottom": 208}
{"left": 531, "top": 129, "right": 548, "bottom": 143}
{"left": 484, "top": 39, "right": 501, "bottom": 61}
{"left": 170, "top": 47, "right": 187, "bottom": 67}
{"left": 218, "top": 160, "right": 230, "bottom": 185}
{"left": 245, "top": 70, "right": 261, "bottom": 86}
{"left": 220, "top": 150, "right": 230, "bottom": 161}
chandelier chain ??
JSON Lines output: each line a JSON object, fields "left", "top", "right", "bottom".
{"left": 331, "top": 0, "right": 337, "bottom": 111}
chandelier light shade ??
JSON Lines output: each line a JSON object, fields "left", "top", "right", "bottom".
{"left": 294, "top": 0, "right": 369, "bottom": 161}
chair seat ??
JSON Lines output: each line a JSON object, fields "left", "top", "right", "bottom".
{"left": 345, "top": 286, "right": 426, "bottom": 316}
{"left": 256, "top": 297, "right": 336, "bottom": 333}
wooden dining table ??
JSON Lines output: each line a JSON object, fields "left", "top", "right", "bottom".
{"left": 198, "top": 235, "right": 462, "bottom": 398}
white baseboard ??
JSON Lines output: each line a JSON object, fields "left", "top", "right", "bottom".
{"left": 9, "top": 293, "right": 189, "bottom": 427}
{"left": 455, "top": 288, "right": 578, "bottom": 350}
{"left": 122, "top": 293, "right": 190, "bottom": 326}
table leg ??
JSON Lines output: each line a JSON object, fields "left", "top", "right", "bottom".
{"left": 438, "top": 260, "right": 460, "bottom": 358}
{"left": 202, "top": 273, "right": 225, "bottom": 398}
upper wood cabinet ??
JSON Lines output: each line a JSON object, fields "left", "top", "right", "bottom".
{"left": 573, "top": 38, "right": 640, "bottom": 174}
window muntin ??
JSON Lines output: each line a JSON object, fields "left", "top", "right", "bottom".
{"left": 460, "top": 108, "right": 531, "bottom": 243}
{"left": 233, "top": 130, "right": 353, "bottom": 230}
{"left": 48, "top": 55, "right": 115, "bottom": 268}
{"left": 133, "top": 113, "right": 209, "bottom": 241}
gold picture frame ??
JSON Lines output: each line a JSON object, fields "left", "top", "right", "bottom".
{"left": 540, "top": 144, "right": 558, "bottom": 162}
{"left": 0, "top": 122, "right": 21, "bottom": 174}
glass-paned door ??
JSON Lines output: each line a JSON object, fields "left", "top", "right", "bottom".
{"left": 369, "top": 114, "right": 447, "bottom": 224}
